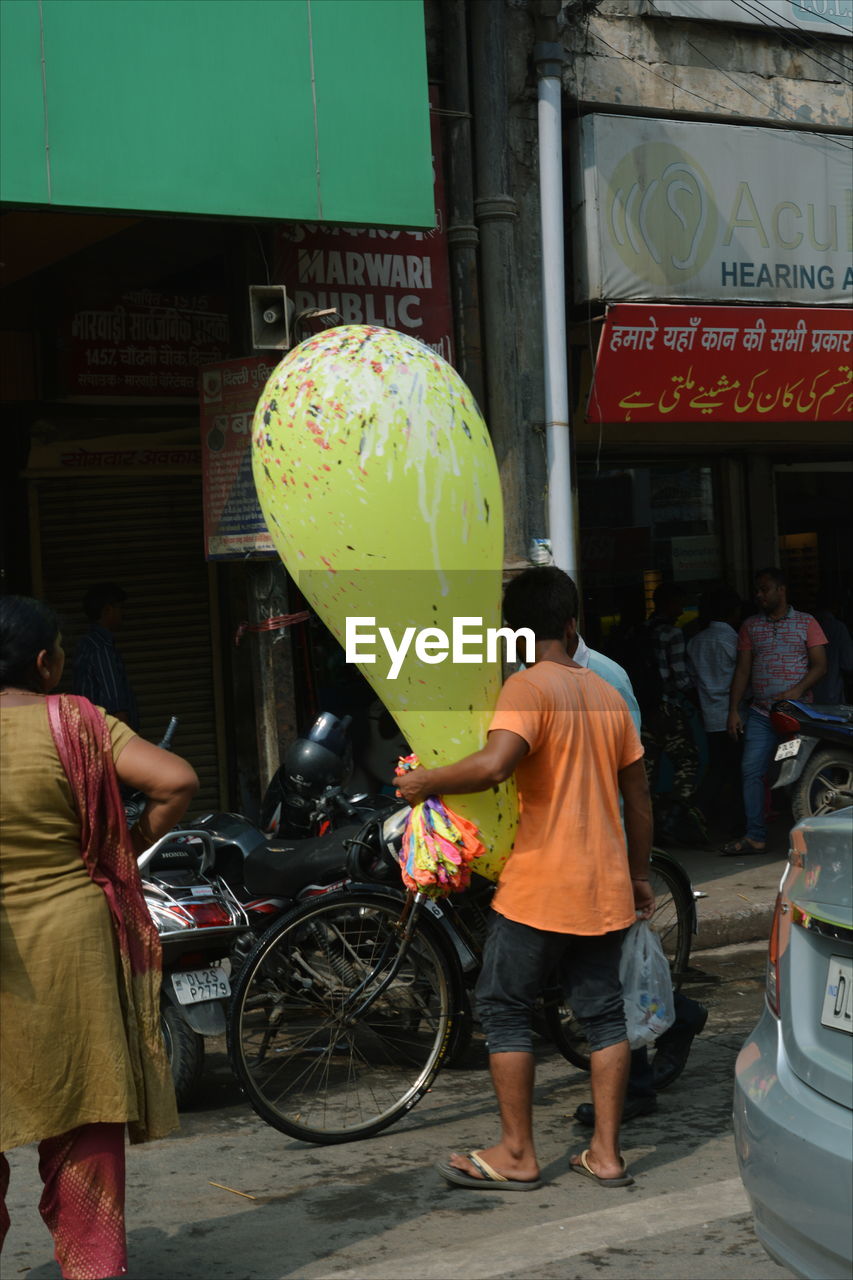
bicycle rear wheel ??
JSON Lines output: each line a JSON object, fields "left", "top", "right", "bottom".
{"left": 228, "top": 889, "right": 455, "bottom": 1144}
{"left": 545, "top": 855, "right": 693, "bottom": 1071}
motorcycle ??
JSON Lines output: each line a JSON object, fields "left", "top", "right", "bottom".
{"left": 129, "top": 718, "right": 250, "bottom": 1106}
{"left": 771, "top": 699, "right": 853, "bottom": 819}
{"left": 139, "top": 831, "right": 249, "bottom": 1106}
{"left": 131, "top": 714, "right": 398, "bottom": 1043}
{"left": 187, "top": 711, "right": 398, "bottom": 966}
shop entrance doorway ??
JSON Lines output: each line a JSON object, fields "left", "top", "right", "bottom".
{"left": 30, "top": 473, "right": 226, "bottom": 814}
{"left": 774, "top": 463, "right": 853, "bottom": 619}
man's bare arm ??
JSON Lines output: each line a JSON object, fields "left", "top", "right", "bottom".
{"left": 727, "top": 647, "right": 753, "bottom": 737}
{"left": 619, "top": 757, "right": 655, "bottom": 920}
{"left": 395, "top": 729, "right": 529, "bottom": 806}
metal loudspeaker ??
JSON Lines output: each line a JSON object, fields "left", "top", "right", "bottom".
{"left": 249, "top": 285, "right": 293, "bottom": 350}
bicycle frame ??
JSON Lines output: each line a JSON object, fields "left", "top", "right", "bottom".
{"left": 312, "top": 845, "right": 695, "bottom": 1028}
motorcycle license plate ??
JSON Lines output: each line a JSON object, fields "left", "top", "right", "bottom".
{"left": 775, "top": 737, "right": 801, "bottom": 761}
{"left": 171, "top": 961, "right": 231, "bottom": 1005}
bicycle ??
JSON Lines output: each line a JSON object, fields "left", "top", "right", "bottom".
{"left": 227, "top": 809, "right": 696, "bottom": 1145}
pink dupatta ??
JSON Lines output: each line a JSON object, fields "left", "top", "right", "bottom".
{"left": 46, "top": 694, "right": 178, "bottom": 1143}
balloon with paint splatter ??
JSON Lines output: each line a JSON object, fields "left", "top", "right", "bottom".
{"left": 252, "top": 325, "right": 517, "bottom": 879}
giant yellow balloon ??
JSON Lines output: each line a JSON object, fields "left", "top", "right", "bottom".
{"left": 252, "top": 325, "right": 517, "bottom": 879}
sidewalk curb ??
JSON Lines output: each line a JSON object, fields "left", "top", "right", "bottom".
{"left": 693, "top": 902, "right": 774, "bottom": 952}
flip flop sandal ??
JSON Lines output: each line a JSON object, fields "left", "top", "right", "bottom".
{"left": 719, "top": 837, "right": 767, "bottom": 856}
{"left": 436, "top": 1150, "right": 542, "bottom": 1192}
{"left": 570, "top": 1148, "right": 634, "bottom": 1188}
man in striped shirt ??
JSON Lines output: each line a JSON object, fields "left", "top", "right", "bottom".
{"left": 72, "top": 583, "right": 139, "bottom": 730}
{"left": 724, "top": 568, "right": 826, "bottom": 854}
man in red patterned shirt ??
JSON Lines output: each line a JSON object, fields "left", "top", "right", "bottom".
{"left": 723, "top": 568, "right": 826, "bottom": 854}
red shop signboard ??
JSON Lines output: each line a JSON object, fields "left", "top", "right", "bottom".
{"left": 275, "top": 87, "right": 454, "bottom": 363}
{"left": 588, "top": 304, "right": 852, "bottom": 424}
{"left": 59, "top": 290, "right": 230, "bottom": 398}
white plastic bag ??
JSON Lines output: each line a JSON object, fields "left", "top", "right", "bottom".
{"left": 619, "top": 921, "right": 676, "bottom": 1049}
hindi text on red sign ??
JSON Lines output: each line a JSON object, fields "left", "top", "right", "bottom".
{"left": 588, "top": 305, "right": 852, "bottom": 424}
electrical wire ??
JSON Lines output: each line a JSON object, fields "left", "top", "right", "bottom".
{"left": 729, "top": 0, "right": 853, "bottom": 80}
{"left": 254, "top": 225, "right": 271, "bottom": 285}
{"left": 587, "top": 26, "right": 852, "bottom": 149}
{"left": 651, "top": 3, "right": 853, "bottom": 155}
{"left": 588, "top": 28, "right": 750, "bottom": 112}
{"left": 732, "top": 2, "right": 845, "bottom": 78}
{"left": 676, "top": 28, "right": 853, "bottom": 147}
{"left": 767, "top": 0, "right": 853, "bottom": 37}
{"left": 744, "top": 0, "right": 853, "bottom": 65}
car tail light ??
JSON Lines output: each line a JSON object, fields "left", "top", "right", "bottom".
{"left": 766, "top": 893, "right": 782, "bottom": 1016}
{"left": 770, "top": 710, "right": 800, "bottom": 736}
{"left": 181, "top": 901, "right": 233, "bottom": 928}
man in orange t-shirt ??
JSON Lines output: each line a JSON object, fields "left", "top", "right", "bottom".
{"left": 397, "top": 568, "right": 654, "bottom": 1192}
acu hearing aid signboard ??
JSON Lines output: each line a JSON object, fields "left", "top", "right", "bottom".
{"left": 572, "top": 115, "right": 852, "bottom": 306}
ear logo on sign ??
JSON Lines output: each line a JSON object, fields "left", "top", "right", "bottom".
{"left": 606, "top": 142, "right": 718, "bottom": 286}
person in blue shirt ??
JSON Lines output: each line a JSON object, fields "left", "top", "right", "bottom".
{"left": 570, "top": 628, "right": 707, "bottom": 1124}
{"left": 573, "top": 633, "right": 642, "bottom": 733}
{"left": 72, "top": 583, "right": 139, "bottom": 730}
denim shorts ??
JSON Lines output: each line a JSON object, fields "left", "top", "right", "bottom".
{"left": 475, "top": 910, "right": 627, "bottom": 1055}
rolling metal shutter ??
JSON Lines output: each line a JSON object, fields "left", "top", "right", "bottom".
{"left": 32, "top": 474, "right": 225, "bottom": 814}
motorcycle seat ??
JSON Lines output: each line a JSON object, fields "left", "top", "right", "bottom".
{"left": 243, "top": 825, "right": 362, "bottom": 897}
{"left": 804, "top": 703, "right": 853, "bottom": 724}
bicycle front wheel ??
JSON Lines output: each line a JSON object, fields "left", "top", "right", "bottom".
{"left": 227, "top": 890, "right": 455, "bottom": 1144}
{"left": 545, "top": 854, "right": 693, "bottom": 1071}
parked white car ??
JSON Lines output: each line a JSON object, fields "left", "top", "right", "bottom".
{"left": 733, "top": 808, "right": 853, "bottom": 1279}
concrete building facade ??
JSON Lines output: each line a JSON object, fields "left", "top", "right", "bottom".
{"left": 435, "top": 0, "right": 852, "bottom": 639}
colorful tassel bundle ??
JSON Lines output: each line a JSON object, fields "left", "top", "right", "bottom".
{"left": 394, "top": 754, "right": 486, "bottom": 898}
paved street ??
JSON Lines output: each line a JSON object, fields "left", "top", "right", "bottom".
{"left": 3, "top": 940, "right": 793, "bottom": 1280}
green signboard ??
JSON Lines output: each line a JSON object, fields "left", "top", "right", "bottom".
{"left": 0, "top": 0, "right": 433, "bottom": 226}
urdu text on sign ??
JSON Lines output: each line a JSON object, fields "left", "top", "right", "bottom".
{"left": 588, "top": 304, "right": 852, "bottom": 423}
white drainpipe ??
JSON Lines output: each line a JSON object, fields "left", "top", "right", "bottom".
{"left": 534, "top": 40, "right": 577, "bottom": 584}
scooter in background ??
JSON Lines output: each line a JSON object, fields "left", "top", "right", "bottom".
{"left": 771, "top": 699, "right": 853, "bottom": 820}
{"left": 128, "top": 717, "right": 250, "bottom": 1106}
{"left": 139, "top": 833, "right": 249, "bottom": 1106}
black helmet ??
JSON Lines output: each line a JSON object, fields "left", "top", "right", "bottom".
{"left": 260, "top": 713, "right": 352, "bottom": 833}
{"left": 306, "top": 711, "right": 351, "bottom": 756}
{"left": 283, "top": 712, "right": 352, "bottom": 798}
{"left": 282, "top": 739, "right": 345, "bottom": 797}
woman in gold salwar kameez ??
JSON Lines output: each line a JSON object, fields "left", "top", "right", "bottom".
{"left": 0, "top": 596, "right": 198, "bottom": 1280}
